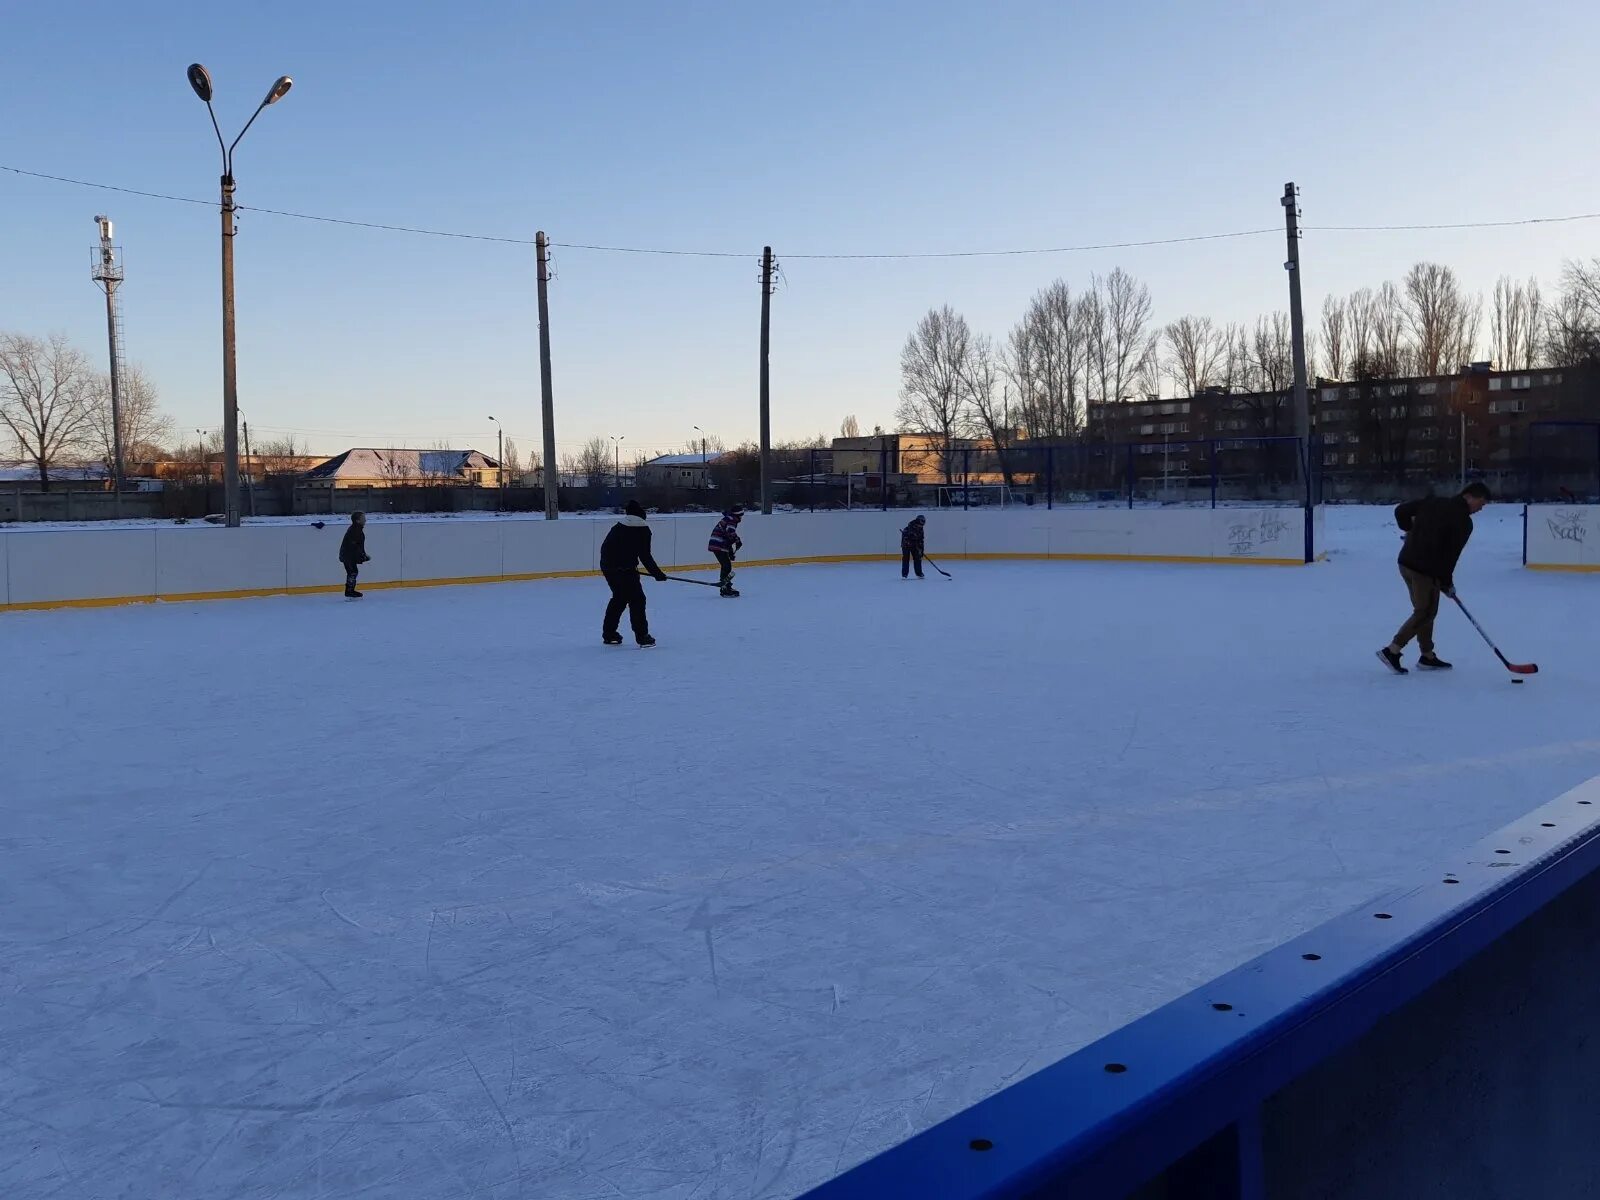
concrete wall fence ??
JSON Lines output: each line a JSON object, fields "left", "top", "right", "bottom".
{"left": 0, "top": 507, "right": 1318, "bottom": 613}
{"left": 1525, "top": 503, "right": 1600, "bottom": 570}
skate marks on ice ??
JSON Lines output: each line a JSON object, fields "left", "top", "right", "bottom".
{"left": 564, "top": 735, "right": 1600, "bottom": 906}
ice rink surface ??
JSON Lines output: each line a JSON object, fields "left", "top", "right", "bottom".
{"left": 3, "top": 504, "right": 1594, "bottom": 1198}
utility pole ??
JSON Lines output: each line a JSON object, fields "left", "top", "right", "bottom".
{"left": 759, "top": 246, "right": 773, "bottom": 515}
{"left": 242, "top": 418, "right": 256, "bottom": 516}
{"left": 536, "top": 231, "right": 559, "bottom": 520}
{"left": 1282, "top": 183, "right": 1311, "bottom": 479}
{"left": 90, "top": 216, "right": 127, "bottom": 517}
{"left": 488, "top": 415, "right": 503, "bottom": 512}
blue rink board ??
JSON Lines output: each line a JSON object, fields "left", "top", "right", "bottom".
{"left": 803, "top": 775, "right": 1600, "bottom": 1200}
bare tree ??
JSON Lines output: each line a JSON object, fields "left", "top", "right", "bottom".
{"left": 1319, "top": 295, "right": 1348, "bottom": 380}
{"left": 575, "top": 436, "right": 613, "bottom": 487}
{"left": 1163, "top": 315, "right": 1225, "bottom": 396}
{"left": 0, "top": 332, "right": 99, "bottom": 489}
{"left": 1491, "top": 276, "right": 1544, "bottom": 370}
{"left": 1086, "top": 268, "right": 1154, "bottom": 406}
{"left": 896, "top": 305, "right": 976, "bottom": 483}
{"left": 1351, "top": 282, "right": 1410, "bottom": 378}
{"left": 376, "top": 448, "right": 417, "bottom": 484}
{"left": 1404, "top": 262, "right": 1480, "bottom": 375}
{"left": 1542, "top": 258, "right": 1600, "bottom": 365}
{"left": 503, "top": 438, "right": 522, "bottom": 477}
{"left": 962, "top": 334, "right": 1015, "bottom": 486}
{"left": 87, "top": 362, "right": 173, "bottom": 474}
{"left": 254, "top": 435, "right": 309, "bottom": 476}
{"left": 1346, "top": 288, "right": 1376, "bottom": 375}
{"left": 840, "top": 414, "right": 861, "bottom": 439}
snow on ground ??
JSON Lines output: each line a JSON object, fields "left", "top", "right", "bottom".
{"left": 2, "top": 505, "right": 1593, "bottom": 1199}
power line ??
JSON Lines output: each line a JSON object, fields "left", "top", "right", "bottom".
{"left": 6, "top": 162, "right": 1600, "bottom": 257}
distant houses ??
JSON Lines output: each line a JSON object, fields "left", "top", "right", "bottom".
{"left": 300, "top": 448, "right": 504, "bottom": 490}
{"left": 635, "top": 452, "right": 724, "bottom": 489}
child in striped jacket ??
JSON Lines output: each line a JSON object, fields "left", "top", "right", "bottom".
{"left": 708, "top": 507, "right": 744, "bottom": 596}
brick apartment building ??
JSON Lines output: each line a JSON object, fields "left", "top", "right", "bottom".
{"left": 1086, "top": 361, "right": 1600, "bottom": 496}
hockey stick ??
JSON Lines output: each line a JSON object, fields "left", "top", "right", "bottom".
{"left": 1450, "top": 593, "right": 1538, "bottom": 674}
{"left": 922, "top": 555, "right": 953, "bottom": 579}
{"left": 641, "top": 571, "right": 722, "bottom": 588}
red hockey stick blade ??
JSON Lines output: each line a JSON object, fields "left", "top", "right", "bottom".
{"left": 1501, "top": 657, "right": 1539, "bottom": 675}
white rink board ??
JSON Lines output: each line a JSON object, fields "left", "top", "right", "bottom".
{"left": 0, "top": 506, "right": 1316, "bottom": 610}
{"left": 4, "top": 527, "right": 158, "bottom": 604}
{"left": 154, "top": 526, "right": 289, "bottom": 597}
{"left": 1525, "top": 504, "right": 1600, "bottom": 569}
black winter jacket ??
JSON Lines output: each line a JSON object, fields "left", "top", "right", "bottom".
{"left": 339, "top": 524, "right": 368, "bottom": 567}
{"left": 1395, "top": 496, "right": 1473, "bottom": 591}
{"left": 601, "top": 515, "right": 665, "bottom": 577}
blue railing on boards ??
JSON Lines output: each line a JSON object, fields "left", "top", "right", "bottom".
{"left": 801, "top": 775, "right": 1600, "bottom": 1199}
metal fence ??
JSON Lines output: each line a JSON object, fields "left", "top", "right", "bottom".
{"left": 0, "top": 438, "right": 1324, "bottom": 525}
{"left": 748, "top": 436, "right": 1321, "bottom": 514}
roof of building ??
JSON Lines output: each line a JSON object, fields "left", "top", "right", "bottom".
{"left": 641, "top": 453, "right": 720, "bottom": 467}
{"left": 0, "top": 464, "right": 109, "bottom": 481}
{"left": 302, "top": 448, "right": 499, "bottom": 480}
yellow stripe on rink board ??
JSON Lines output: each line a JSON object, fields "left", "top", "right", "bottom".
{"left": 0, "top": 550, "right": 1308, "bottom": 612}
{"left": 1526, "top": 563, "right": 1600, "bottom": 573}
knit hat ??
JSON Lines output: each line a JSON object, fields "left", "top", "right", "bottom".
{"left": 624, "top": 500, "right": 647, "bottom": 518}
{"left": 724, "top": 505, "right": 744, "bottom": 518}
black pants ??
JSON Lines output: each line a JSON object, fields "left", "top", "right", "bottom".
{"left": 343, "top": 563, "right": 359, "bottom": 592}
{"left": 603, "top": 570, "right": 650, "bottom": 640}
{"left": 901, "top": 548, "right": 924, "bottom": 578}
{"left": 714, "top": 550, "right": 735, "bottom": 588}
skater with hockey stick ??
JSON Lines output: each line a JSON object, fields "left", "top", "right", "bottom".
{"left": 901, "top": 515, "right": 927, "bottom": 579}
{"left": 1377, "top": 481, "right": 1490, "bottom": 675}
{"left": 708, "top": 505, "right": 744, "bottom": 597}
{"left": 601, "top": 500, "right": 668, "bottom": 647}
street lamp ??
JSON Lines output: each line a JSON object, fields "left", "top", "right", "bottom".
{"left": 187, "top": 63, "right": 294, "bottom": 528}
{"left": 487, "top": 415, "right": 503, "bottom": 510}
{"left": 693, "top": 425, "right": 708, "bottom": 489}
{"left": 610, "top": 435, "right": 625, "bottom": 491}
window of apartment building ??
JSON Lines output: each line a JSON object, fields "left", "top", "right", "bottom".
{"left": 1488, "top": 399, "right": 1526, "bottom": 415}
{"left": 1389, "top": 384, "right": 1407, "bottom": 397}
{"left": 1323, "top": 451, "right": 1340, "bottom": 466}
{"left": 1140, "top": 424, "right": 1155, "bottom": 435}
{"left": 1416, "top": 450, "right": 1438, "bottom": 464}
{"left": 1159, "top": 403, "right": 1176, "bottom": 415}
{"left": 1415, "top": 405, "right": 1434, "bottom": 417}
{"left": 1322, "top": 408, "right": 1349, "bottom": 422}
{"left": 1418, "top": 382, "right": 1437, "bottom": 395}
{"left": 1512, "top": 376, "right": 1532, "bottom": 390}
{"left": 1179, "top": 402, "right": 1191, "bottom": 414}
{"left": 1489, "top": 378, "right": 1502, "bottom": 391}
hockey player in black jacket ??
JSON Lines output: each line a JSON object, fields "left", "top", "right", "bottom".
{"left": 600, "top": 500, "right": 668, "bottom": 646}
{"left": 1378, "top": 482, "right": 1490, "bottom": 674}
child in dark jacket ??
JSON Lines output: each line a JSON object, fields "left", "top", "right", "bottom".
{"left": 339, "top": 511, "right": 369, "bottom": 598}
{"left": 900, "top": 515, "right": 926, "bottom": 579}
{"left": 708, "top": 506, "right": 744, "bottom": 596}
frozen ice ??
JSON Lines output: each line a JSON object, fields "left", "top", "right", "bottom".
{"left": 2, "top": 504, "right": 1593, "bottom": 1198}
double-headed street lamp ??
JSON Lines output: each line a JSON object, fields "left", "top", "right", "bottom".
{"left": 187, "top": 63, "right": 293, "bottom": 528}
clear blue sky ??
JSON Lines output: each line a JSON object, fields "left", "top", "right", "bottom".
{"left": 3, "top": 0, "right": 1597, "bottom": 460}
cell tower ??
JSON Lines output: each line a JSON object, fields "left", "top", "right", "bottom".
{"left": 90, "top": 215, "right": 127, "bottom": 500}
